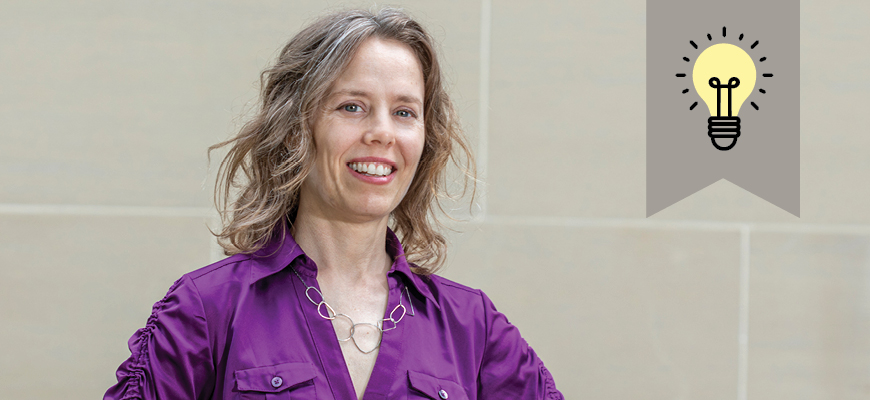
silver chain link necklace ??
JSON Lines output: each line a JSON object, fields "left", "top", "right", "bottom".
{"left": 290, "top": 266, "right": 415, "bottom": 354}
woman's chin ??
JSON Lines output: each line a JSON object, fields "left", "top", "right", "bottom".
{"left": 335, "top": 202, "right": 399, "bottom": 224}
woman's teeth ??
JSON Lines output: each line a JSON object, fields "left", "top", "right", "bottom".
{"left": 349, "top": 162, "right": 393, "bottom": 177}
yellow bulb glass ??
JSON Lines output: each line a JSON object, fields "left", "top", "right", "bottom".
{"left": 692, "top": 43, "right": 756, "bottom": 116}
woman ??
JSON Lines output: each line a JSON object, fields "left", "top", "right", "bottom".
{"left": 105, "top": 8, "right": 562, "bottom": 400}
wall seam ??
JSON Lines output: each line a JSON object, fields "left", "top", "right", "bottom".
{"left": 6, "top": 204, "right": 869, "bottom": 236}
{"left": 479, "top": 214, "right": 870, "bottom": 234}
{"left": 0, "top": 203, "right": 213, "bottom": 218}
{"left": 737, "top": 225, "right": 751, "bottom": 400}
{"left": 477, "top": 0, "right": 492, "bottom": 219}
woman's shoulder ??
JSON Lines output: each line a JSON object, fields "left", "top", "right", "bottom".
{"left": 184, "top": 253, "right": 254, "bottom": 289}
{"left": 425, "top": 273, "right": 480, "bottom": 295}
{"left": 409, "top": 271, "right": 494, "bottom": 317}
{"left": 169, "top": 254, "right": 259, "bottom": 317}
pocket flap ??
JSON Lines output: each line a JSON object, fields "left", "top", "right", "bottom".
{"left": 407, "top": 370, "right": 468, "bottom": 400}
{"left": 235, "top": 362, "right": 317, "bottom": 393}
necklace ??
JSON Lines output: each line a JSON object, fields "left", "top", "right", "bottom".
{"left": 290, "top": 266, "right": 415, "bottom": 354}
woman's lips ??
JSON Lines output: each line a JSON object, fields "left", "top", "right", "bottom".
{"left": 348, "top": 161, "right": 394, "bottom": 177}
{"left": 347, "top": 158, "right": 396, "bottom": 184}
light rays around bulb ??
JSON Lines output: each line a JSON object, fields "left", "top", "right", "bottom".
{"left": 748, "top": 38, "right": 771, "bottom": 111}
{"left": 678, "top": 27, "right": 772, "bottom": 112}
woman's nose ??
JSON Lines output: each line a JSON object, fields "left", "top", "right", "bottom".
{"left": 363, "top": 109, "right": 396, "bottom": 146}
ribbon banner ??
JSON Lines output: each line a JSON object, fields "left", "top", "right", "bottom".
{"left": 646, "top": 0, "right": 799, "bottom": 217}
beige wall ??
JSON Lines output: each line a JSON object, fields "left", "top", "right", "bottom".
{"left": 1, "top": 1, "right": 868, "bottom": 398}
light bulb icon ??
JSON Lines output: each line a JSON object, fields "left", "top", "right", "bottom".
{"left": 693, "top": 43, "right": 756, "bottom": 150}
{"left": 677, "top": 28, "right": 773, "bottom": 152}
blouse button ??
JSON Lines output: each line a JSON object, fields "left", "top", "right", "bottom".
{"left": 438, "top": 389, "right": 449, "bottom": 399}
{"left": 271, "top": 376, "right": 283, "bottom": 388}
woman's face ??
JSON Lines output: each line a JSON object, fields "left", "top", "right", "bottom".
{"left": 300, "top": 37, "right": 426, "bottom": 224}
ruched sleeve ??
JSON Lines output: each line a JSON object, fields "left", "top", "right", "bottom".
{"left": 104, "top": 275, "right": 214, "bottom": 400}
{"left": 478, "top": 291, "right": 564, "bottom": 400}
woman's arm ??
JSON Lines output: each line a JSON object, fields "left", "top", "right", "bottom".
{"left": 478, "top": 291, "right": 564, "bottom": 400}
{"left": 104, "top": 275, "right": 214, "bottom": 400}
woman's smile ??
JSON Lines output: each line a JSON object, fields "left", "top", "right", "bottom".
{"left": 347, "top": 158, "right": 397, "bottom": 183}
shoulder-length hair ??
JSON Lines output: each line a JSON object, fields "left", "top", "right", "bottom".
{"left": 210, "top": 7, "right": 475, "bottom": 274}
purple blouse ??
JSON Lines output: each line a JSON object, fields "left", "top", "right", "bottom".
{"left": 105, "top": 229, "right": 563, "bottom": 399}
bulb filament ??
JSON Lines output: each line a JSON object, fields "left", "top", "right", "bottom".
{"left": 708, "top": 77, "right": 741, "bottom": 117}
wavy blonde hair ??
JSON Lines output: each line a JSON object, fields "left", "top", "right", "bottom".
{"left": 210, "top": 7, "right": 475, "bottom": 274}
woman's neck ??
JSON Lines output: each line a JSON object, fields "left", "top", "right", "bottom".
{"left": 291, "top": 211, "right": 392, "bottom": 287}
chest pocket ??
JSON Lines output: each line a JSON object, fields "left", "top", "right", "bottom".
{"left": 407, "top": 370, "right": 469, "bottom": 400}
{"left": 234, "top": 361, "right": 318, "bottom": 400}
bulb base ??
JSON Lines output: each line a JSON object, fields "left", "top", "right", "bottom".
{"left": 708, "top": 116, "right": 741, "bottom": 151}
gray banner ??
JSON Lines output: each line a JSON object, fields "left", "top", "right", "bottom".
{"left": 647, "top": 0, "right": 800, "bottom": 217}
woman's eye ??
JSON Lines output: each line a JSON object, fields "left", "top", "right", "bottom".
{"left": 342, "top": 104, "right": 361, "bottom": 112}
{"left": 395, "top": 110, "right": 413, "bottom": 118}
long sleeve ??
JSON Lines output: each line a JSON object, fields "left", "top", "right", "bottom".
{"left": 104, "top": 275, "right": 215, "bottom": 400}
{"left": 477, "top": 291, "right": 563, "bottom": 400}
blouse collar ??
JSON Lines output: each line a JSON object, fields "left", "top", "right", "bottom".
{"left": 248, "top": 225, "right": 439, "bottom": 308}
